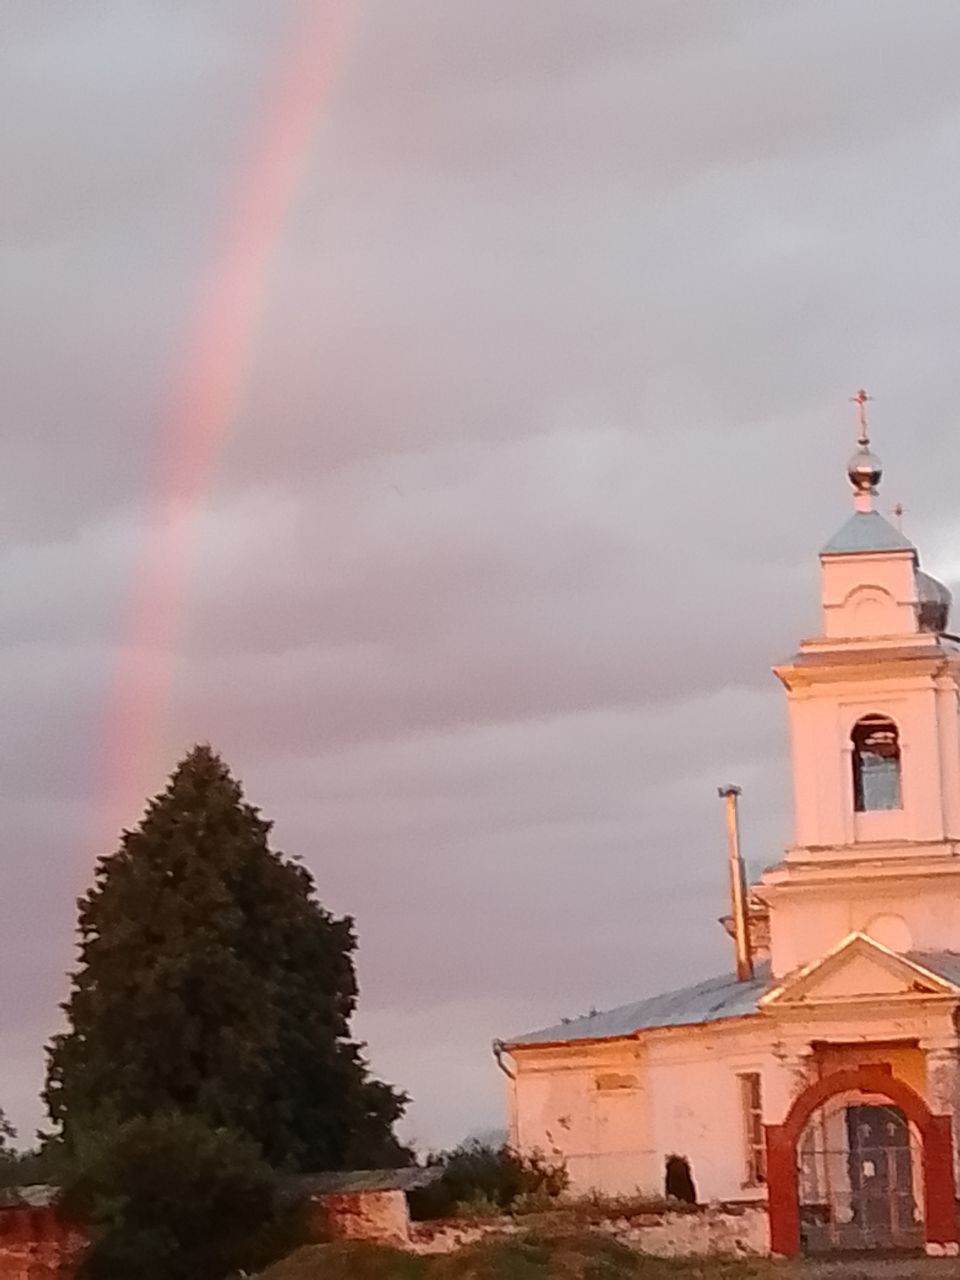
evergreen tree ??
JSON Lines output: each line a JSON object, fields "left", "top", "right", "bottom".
{"left": 46, "top": 746, "right": 409, "bottom": 1171}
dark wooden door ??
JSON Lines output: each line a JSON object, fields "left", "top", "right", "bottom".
{"left": 845, "top": 1104, "right": 918, "bottom": 1250}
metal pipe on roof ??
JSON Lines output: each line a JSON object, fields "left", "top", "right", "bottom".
{"left": 718, "top": 785, "right": 754, "bottom": 982}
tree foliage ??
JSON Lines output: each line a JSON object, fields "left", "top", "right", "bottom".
{"left": 61, "top": 1111, "right": 297, "bottom": 1280}
{"left": 46, "top": 746, "right": 409, "bottom": 1172}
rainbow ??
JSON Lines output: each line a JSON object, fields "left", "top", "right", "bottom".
{"left": 98, "top": 1, "right": 357, "bottom": 836}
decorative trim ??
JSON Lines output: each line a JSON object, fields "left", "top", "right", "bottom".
{"left": 760, "top": 931, "right": 959, "bottom": 1009}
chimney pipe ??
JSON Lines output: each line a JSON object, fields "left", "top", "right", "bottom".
{"left": 718, "top": 785, "right": 754, "bottom": 982}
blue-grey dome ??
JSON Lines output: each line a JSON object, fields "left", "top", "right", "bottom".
{"left": 916, "top": 570, "right": 952, "bottom": 633}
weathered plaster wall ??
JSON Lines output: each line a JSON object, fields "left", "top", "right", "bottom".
{"left": 512, "top": 1019, "right": 779, "bottom": 1202}
{"left": 766, "top": 868, "right": 960, "bottom": 978}
{"left": 643, "top": 1021, "right": 774, "bottom": 1204}
{"left": 814, "top": 1040, "right": 925, "bottom": 1097}
{"left": 510, "top": 1039, "right": 655, "bottom": 1195}
{"left": 819, "top": 550, "right": 917, "bottom": 642}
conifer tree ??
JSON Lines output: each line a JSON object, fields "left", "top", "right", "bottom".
{"left": 46, "top": 745, "right": 409, "bottom": 1171}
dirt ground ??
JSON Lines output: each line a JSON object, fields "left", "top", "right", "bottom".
{"left": 259, "top": 1238, "right": 960, "bottom": 1280}
{"left": 783, "top": 1263, "right": 959, "bottom": 1279}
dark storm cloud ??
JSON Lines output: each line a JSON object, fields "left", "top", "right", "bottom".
{"left": 5, "top": 0, "right": 960, "bottom": 1146}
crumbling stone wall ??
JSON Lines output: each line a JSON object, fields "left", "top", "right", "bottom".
{"left": 0, "top": 1207, "right": 85, "bottom": 1279}
{"left": 409, "top": 1204, "right": 769, "bottom": 1258}
{"left": 312, "top": 1189, "right": 411, "bottom": 1246}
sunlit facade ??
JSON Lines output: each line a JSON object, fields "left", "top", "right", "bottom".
{"left": 496, "top": 401, "right": 960, "bottom": 1258}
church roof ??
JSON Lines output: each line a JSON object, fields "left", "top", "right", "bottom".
{"left": 505, "top": 950, "right": 960, "bottom": 1049}
{"left": 907, "top": 950, "right": 960, "bottom": 987}
{"left": 504, "top": 965, "right": 770, "bottom": 1048}
{"left": 821, "top": 510, "right": 915, "bottom": 556}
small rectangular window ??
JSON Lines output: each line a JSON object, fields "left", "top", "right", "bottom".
{"left": 738, "top": 1072, "right": 765, "bottom": 1186}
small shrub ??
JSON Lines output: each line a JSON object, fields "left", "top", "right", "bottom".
{"left": 451, "top": 1190, "right": 502, "bottom": 1219}
{"left": 510, "top": 1184, "right": 562, "bottom": 1216}
{"left": 59, "top": 1111, "right": 303, "bottom": 1280}
{"left": 409, "top": 1142, "right": 567, "bottom": 1221}
{"left": 563, "top": 1190, "right": 677, "bottom": 1223}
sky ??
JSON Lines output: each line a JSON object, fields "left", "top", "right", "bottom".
{"left": 5, "top": 0, "right": 960, "bottom": 1153}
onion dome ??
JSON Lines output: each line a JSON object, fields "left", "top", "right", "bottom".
{"left": 916, "top": 570, "right": 952, "bottom": 634}
{"left": 848, "top": 443, "right": 882, "bottom": 495}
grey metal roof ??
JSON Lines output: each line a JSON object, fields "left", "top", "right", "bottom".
{"left": 297, "top": 1167, "right": 442, "bottom": 1196}
{"left": 908, "top": 951, "right": 960, "bottom": 987}
{"left": 0, "top": 1185, "right": 59, "bottom": 1210}
{"left": 821, "top": 511, "right": 915, "bottom": 556}
{"left": 505, "top": 965, "right": 771, "bottom": 1048}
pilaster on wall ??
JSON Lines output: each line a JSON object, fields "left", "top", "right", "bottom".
{"left": 783, "top": 1049, "right": 815, "bottom": 1096}
{"left": 767, "top": 1044, "right": 815, "bottom": 1123}
{"left": 923, "top": 1039, "right": 960, "bottom": 1185}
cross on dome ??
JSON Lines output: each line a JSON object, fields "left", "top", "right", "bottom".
{"left": 847, "top": 387, "right": 882, "bottom": 510}
{"left": 851, "top": 387, "right": 872, "bottom": 447}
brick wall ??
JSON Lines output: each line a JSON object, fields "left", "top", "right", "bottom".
{"left": 0, "top": 1207, "right": 85, "bottom": 1279}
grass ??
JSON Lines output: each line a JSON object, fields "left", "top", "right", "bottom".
{"left": 255, "top": 1229, "right": 960, "bottom": 1279}
{"left": 257, "top": 1240, "right": 430, "bottom": 1279}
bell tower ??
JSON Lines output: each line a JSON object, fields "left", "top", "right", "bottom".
{"left": 757, "top": 394, "right": 960, "bottom": 975}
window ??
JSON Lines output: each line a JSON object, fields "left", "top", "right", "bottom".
{"left": 851, "top": 715, "right": 902, "bottom": 812}
{"left": 739, "top": 1072, "right": 765, "bottom": 1186}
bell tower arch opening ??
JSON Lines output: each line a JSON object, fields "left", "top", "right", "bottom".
{"left": 851, "top": 714, "right": 902, "bottom": 813}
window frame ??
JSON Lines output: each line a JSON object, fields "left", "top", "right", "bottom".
{"left": 737, "top": 1070, "right": 766, "bottom": 1188}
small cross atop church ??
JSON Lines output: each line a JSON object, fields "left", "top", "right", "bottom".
{"left": 850, "top": 387, "right": 872, "bottom": 444}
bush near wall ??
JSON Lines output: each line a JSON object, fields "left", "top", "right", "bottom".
{"left": 407, "top": 1143, "right": 567, "bottom": 1220}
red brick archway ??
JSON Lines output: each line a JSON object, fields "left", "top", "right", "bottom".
{"left": 765, "top": 1064, "right": 957, "bottom": 1256}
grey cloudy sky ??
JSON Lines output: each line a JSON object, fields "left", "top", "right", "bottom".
{"left": 5, "top": 0, "right": 960, "bottom": 1151}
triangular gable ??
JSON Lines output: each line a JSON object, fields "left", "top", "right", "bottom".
{"left": 760, "top": 932, "right": 959, "bottom": 1009}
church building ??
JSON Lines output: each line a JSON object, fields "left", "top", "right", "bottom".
{"left": 494, "top": 395, "right": 960, "bottom": 1257}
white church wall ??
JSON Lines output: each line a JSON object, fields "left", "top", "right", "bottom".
{"left": 768, "top": 872, "right": 960, "bottom": 976}
{"left": 935, "top": 677, "right": 960, "bottom": 839}
{"left": 510, "top": 1042, "right": 656, "bottom": 1196}
{"left": 643, "top": 1020, "right": 778, "bottom": 1204}
{"left": 820, "top": 552, "right": 917, "bottom": 640}
{"left": 509, "top": 1021, "right": 785, "bottom": 1202}
{"left": 783, "top": 675, "right": 953, "bottom": 853}
{"left": 768, "top": 893, "right": 853, "bottom": 977}
{"left": 509, "top": 1004, "right": 958, "bottom": 1208}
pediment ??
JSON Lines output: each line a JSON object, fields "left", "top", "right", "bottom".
{"left": 761, "top": 932, "right": 959, "bottom": 1008}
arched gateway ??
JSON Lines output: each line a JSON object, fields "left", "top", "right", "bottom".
{"left": 766, "top": 1065, "right": 957, "bottom": 1257}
